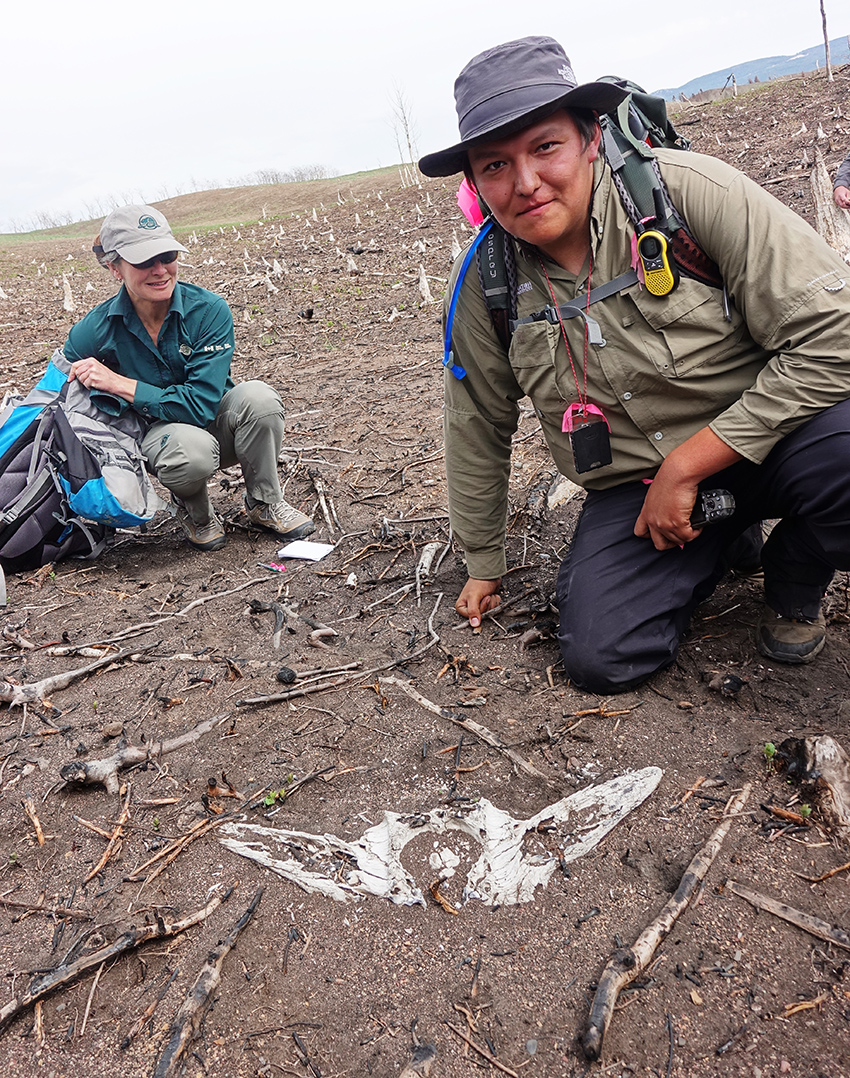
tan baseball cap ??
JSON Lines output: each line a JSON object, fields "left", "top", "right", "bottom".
{"left": 98, "top": 204, "right": 189, "bottom": 264}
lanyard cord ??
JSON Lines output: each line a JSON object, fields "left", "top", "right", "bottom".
{"left": 539, "top": 251, "right": 593, "bottom": 420}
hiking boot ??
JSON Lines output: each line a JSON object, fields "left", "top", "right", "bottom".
{"left": 244, "top": 495, "right": 315, "bottom": 540}
{"left": 756, "top": 607, "right": 826, "bottom": 665}
{"left": 171, "top": 494, "right": 227, "bottom": 552}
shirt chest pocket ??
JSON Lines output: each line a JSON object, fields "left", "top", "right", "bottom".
{"left": 508, "top": 320, "right": 581, "bottom": 409}
{"left": 629, "top": 281, "right": 746, "bottom": 378}
{"left": 160, "top": 335, "right": 195, "bottom": 373}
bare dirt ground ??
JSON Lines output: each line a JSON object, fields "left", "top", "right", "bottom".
{"left": 0, "top": 69, "right": 849, "bottom": 1078}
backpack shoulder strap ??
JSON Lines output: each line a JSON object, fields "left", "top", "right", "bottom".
{"left": 474, "top": 222, "right": 516, "bottom": 352}
{"left": 598, "top": 78, "right": 723, "bottom": 290}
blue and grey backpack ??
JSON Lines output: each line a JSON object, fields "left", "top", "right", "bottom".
{"left": 0, "top": 350, "right": 163, "bottom": 575}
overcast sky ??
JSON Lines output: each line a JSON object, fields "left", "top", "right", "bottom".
{"left": 2, "top": 0, "right": 843, "bottom": 232}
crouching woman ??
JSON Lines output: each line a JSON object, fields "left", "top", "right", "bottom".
{"left": 63, "top": 203, "right": 314, "bottom": 551}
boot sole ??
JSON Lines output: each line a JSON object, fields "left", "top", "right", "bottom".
{"left": 186, "top": 534, "right": 227, "bottom": 552}
{"left": 756, "top": 634, "right": 826, "bottom": 665}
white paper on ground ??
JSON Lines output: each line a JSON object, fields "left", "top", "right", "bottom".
{"left": 277, "top": 540, "right": 335, "bottom": 561}
{"left": 219, "top": 766, "right": 663, "bottom": 908}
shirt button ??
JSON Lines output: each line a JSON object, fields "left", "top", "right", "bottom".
{"left": 654, "top": 431, "right": 663, "bottom": 441}
{"left": 623, "top": 392, "right": 633, "bottom": 401}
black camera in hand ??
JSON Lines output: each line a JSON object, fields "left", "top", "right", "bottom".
{"left": 690, "top": 489, "right": 735, "bottom": 528}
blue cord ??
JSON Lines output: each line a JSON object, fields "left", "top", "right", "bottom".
{"left": 443, "top": 218, "right": 492, "bottom": 380}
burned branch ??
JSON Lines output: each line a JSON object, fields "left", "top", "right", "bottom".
{"left": 153, "top": 887, "right": 264, "bottom": 1078}
{"left": 0, "top": 645, "right": 155, "bottom": 708}
{"left": 0, "top": 887, "right": 232, "bottom": 1034}
{"left": 725, "top": 880, "right": 850, "bottom": 950}
{"left": 583, "top": 783, "right": 753, "bottom": 1060}
{"left": 60, "top": 712, "right": 231, "bottom": 795}
{"left": 380, "top": 676, "right": 554, "bottom": 786}
{"left": 84, "top": 785, "right": 132, "bottom": 882}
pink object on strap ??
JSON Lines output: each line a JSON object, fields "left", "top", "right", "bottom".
{"left": 562, "top": 402, "right": 610, "bottom": 434}
{"left": 457, "top": 179, "right": 484, "bottom": 227}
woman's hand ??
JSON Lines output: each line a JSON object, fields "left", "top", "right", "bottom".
{"left": 68, "top": 358, "right": 137, "bottom": 402}
{"left": 456, "top": 577, "right": 502, "bottom": 627}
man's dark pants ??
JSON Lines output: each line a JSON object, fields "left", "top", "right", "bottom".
{"left": 556, "top": 400, "right": 850, "bottom": 694}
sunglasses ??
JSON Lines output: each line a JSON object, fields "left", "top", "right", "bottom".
{"left": 128, "top": 251, "right": 180, "bottom": 270}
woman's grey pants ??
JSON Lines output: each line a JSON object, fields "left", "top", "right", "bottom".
{"left": 141, "top": 381, "right": 285, "bottom": 510}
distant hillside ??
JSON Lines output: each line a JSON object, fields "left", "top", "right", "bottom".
{"left": 0, "top": 165, "right": 404, "bottom": 245}
{"left": 656, "top": 35, "right": 849, "bottom": 100}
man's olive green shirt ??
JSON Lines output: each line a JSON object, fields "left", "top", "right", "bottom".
{"left": 444, "top": 150, "right": 850, "bottom": 580}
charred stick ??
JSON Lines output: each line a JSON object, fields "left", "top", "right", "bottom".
{"left": 0, "top": 898, "right": 92, "bottom": 921}
{"left": 121, "top": 967, "right": 180, "bottom": 1050}
{"left": 68, "top": 577, "right": 267, "bottom": 650}
{"left": 237, "top": 639, "right": 430, "bottom": 706}
{"left": 725, "top": 880, "right": 850, "bottom": 950}
{"left": 583, "top": 784, "right": 753, "bottom": 1061}
{"left": 381, "top": 676, "right": 554, "bottom": 786}
{"left": 153, "top": 888, "right": 264, "bottom": 1078}
{"left": 237, "top": 593, "right": 443, "bottom": 708}
{"left": 84, "top": 786, "right": 132, "bottom": 883}
{"left": 0, "top": 645, "right": 155, "bottom": 709}
{"left": 126, "top": 785, "right": 271, "bottom": 883}
{"left": 248, "top": 599, "right": 287, "bottom": 649}
{"left": 22, "top": 798, "right": 45, "bottom": 846}
{"left": 42, "top": 645, "right": 117, "bottom": 658}
{"left": 2, "top": 627, "right": 35, "bottom": 650}
{"left": 308, "top": 468, "right": 335, "bottom": 534}
{"left": 0, "top": 888, "right": 231, "bottom": 1033}
{"left": 294, "top": 662, "right": 360, "bottom": 680}
{"left": 444, "top": 1021, "right": 518, "bottom": 1076}
{"left": 60, "top": 712, "right": 230, "bottom": 796}
{"left": 73, "top": 816, "right": 113, "bottom": 839}
{"left": 293, "top": 1030, "right": 322, "bottom": 1077}
{"left": 794, "top": 860, "right": 850, "bottom": 884}
{"left": 415, "top": 542, "right": 444, "bottom": 605}
{"left": 79, "top": 960, "right": 105, "bottom": 1037}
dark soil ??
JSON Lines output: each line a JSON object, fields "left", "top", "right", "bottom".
{"left": 0, "top": 68, "right": 848, "bottom": 1078}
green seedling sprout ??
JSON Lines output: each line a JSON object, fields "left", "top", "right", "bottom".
{"left": 799, "top": 803, "right": 812, "bottom": 818}
{"left": 263, "top": 774, "right": 294, "bottom": 807}
{"left": 763, "top": 742, "right": 777, "bottom": 771}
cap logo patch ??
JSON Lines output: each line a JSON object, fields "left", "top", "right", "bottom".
{"left": 558, "top": 64, "right": 573, "bottom": 82}
{"left": 138, "top": 215, "right": 158, "bottom": 230}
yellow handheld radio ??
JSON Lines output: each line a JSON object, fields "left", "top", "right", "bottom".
{"left": 636, "top": 229, "right": 680, "bottom": 296}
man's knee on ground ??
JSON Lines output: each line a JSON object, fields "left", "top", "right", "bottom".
{"left": 559, "top": 633, "right": 671, "bottom": 695}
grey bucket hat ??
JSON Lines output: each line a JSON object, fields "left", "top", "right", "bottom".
{"left": 419, "top": 36, "right": 628, "bottom": 177}
{"left": 98, "top": 204, "right": 189, "bottom": 265}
